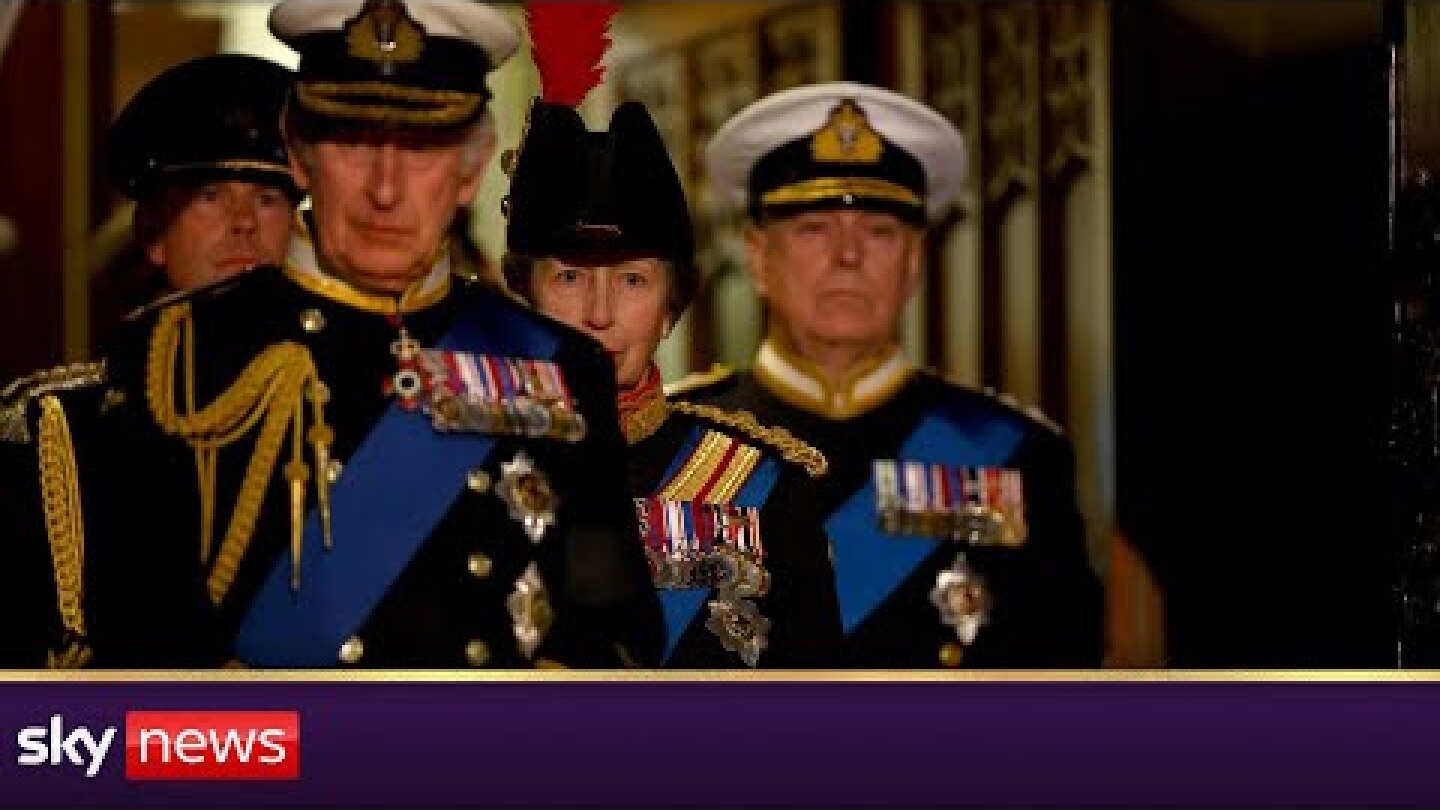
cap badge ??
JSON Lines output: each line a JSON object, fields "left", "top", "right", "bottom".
{"left": 345, "top": 0, "right": 425, "bottom": 74}
{"left": 811, "top": 99, "right": 884, "bottom": 164}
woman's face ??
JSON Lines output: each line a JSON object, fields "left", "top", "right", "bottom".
{"left": 531, "top": 257, "right": 671, "bottom": 389}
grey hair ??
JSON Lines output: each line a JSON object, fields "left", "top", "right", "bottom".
{"left": 457, "top": 114, "right": 496, "bottom": 174}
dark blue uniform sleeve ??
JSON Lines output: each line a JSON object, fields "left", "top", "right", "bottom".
{"left": 537, "top": 334, "right": 665, "bottom": 667}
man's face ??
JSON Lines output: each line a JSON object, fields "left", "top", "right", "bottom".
{"left": 531, "top": 257, "right": 671, "bottom": 390}
{"left": 745, "top": 209, "right": 924, "bottom": 356}
{"left": 290, "top": 127, "right": 491, "bottom": 295}
{"left": 146, "top": 180, "right": 294, "bottom": 291}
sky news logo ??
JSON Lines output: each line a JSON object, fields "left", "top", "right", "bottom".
{"left": 14, "top": 712, "right": 299, "bottom": 780}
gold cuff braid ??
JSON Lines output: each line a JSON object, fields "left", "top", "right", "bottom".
{"left": 146, "top": 303, "right": 335, "bottom": 604}
{"left": 36, "top": 395, "right": 93, "bottom": 669}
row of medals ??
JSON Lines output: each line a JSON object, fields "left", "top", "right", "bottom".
{"left": 430, "top": 391, "right": 586, "bottom": 443}
{"left": 879, "top": 501, "right": 1018, "bottom": 547}
{"left": 390, "top": 330, "right": 588, "bottom": 443}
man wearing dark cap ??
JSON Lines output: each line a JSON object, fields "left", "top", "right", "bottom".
{"left": 86, "top": 0, "right": 663, "bottom": 669}
{"left": 676, "top": 82, "right": 1102, "bottom": 668}
{"left": 503, "top": 98, "right": 843, "bottom": 667}
{"left": 0, "top": 53, "right": 297, "bottom": 668}
{"left": 106, "top": 53, "right": 300, "bottom": 297}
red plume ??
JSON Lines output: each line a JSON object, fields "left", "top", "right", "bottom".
{"left": 527, "top": 1, "right": 622, "bottom": 107}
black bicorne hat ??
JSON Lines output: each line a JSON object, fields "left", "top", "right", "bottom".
{"left": 106, "top": 54, "right": 298, "bottom": 201}
{"left": 506, "top": 100, "right": 697, "bottom": 314}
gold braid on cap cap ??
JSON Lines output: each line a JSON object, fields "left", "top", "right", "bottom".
{"left": 146, "top": 302, "right": 335, "bottom": 604}
{"left": 162, "top": 159, "right": 292, "bottom": 175}
{"left": 760, "top": 176, "right": 922, "bottom": 209}
{"left": 295, "top": 82, "right": 483, "bottom": 127}
{"left": 36, "top": 395, "right": 93, "bottom": 669}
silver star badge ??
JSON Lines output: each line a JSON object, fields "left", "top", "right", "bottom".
{"left": 507, "top": 562, "right": 554, "bottom": 661}
{"left": 496, "top": 450, "right": 558, "bottom": 544}
{"left": 705, "top": 596, "right": 771, "bottom": 667}
{"left": 929, "top": 553, "right": 993, "bottom": 645}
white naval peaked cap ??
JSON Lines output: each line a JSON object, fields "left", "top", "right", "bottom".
{"left": 270, "top": 0, "right": 520, "bottom": 127}
{"left": 270, "top": 0, "right": 520, "bottom": 67}
{"left": 705, "top": 81, "right": 967, "bottom": 223}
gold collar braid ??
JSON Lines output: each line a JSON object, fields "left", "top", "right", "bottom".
{"left": 146, "top": 302, "right": 335, "bottom": 604}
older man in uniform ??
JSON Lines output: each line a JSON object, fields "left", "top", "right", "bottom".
{"left": 86, "top": 0, "right": 662, "bottom": 668}
{"left": 678, "top": 82, "right": 1102, "bottom": 668}
{"left": 0, "top": 53, "right": 298, "bottom": 668}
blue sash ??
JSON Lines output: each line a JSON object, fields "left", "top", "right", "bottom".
{"left": 234, "top": 298, "right": 561, "bottom": 666}
{"left": 826, "top": 404, "right": 1024, "bottom": 634}
{"left": 654, "top": 425, "right": 781, "bottom": 663}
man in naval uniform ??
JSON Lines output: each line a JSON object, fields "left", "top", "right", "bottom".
{"left": 0, "top": 54, "right": 299, "bottom": 667}
{"left": 86, "top": 0, "right": 663, "bottom": 668}
{"left": 677, "top": 82, "right": 1102, "bottom": 668}
{"left": 503, "top": 97, "right": 844, "bottom": 667}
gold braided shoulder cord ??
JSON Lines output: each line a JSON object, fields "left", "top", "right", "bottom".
{"left": 145, "top": 303, "right": 335, "bottom": 604}
{"left": 668, "top": 401, "right": 828, "bottom": 478}
{"left": 36, "top": 395, "right": 93, "bottom": 669}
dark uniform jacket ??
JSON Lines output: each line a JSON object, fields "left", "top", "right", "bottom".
{"left": 0, "top": 364, "right": 108, "bottom": 668}
{"left": 87, "top": 258, "right": 663, "bottom": 669}
{"left": 621, "top": 382, "right": 842, "bottom": 668}
{"left": 672, "top": 341, "right": 1103, "bottom": 668}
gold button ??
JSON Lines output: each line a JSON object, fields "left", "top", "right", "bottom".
{"left": 338, "top": 636, "right": 365, "bottom": 664}
{"left": 464, "top": 639, "right": 490, "bottom": 667}
{"left": 300, "top": 308, "right": 326, "bottom": 333}
{"left": 467, "top": 469, "right": 492, "bottom": 494}
{"left": 326, "top": 459, "right": 344, "bottom": 484}
{"left": 100, "top": 388, "right": 126, "bottom": 413}
{"left": 938, "top": 642, "right": 964, "bottom": 668}
{"left": 467, "top": 552, "right": 493, "bottom": 579}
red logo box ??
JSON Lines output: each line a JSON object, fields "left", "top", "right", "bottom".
{"left": 124, "top": 711, "right": 299, "bottom": 781}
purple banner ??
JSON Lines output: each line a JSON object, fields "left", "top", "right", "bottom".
{"left": 0, "top": 676, "right": 1435, "bottom": 805}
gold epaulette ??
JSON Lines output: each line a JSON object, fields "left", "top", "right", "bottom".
{"left": 668, "top": 401, "right": 828, "bottom": 478}
{"left": 0, "top": 361, "right": 107, "bottom": 445}
{"left": 663, "top": 364, "right": 735, "bottom": 398}
{"left": 35, "top": 394, "right": 93, "bottom": 669}
{"left": 980, "top": 385, "right": 1064, "bottom": 435}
